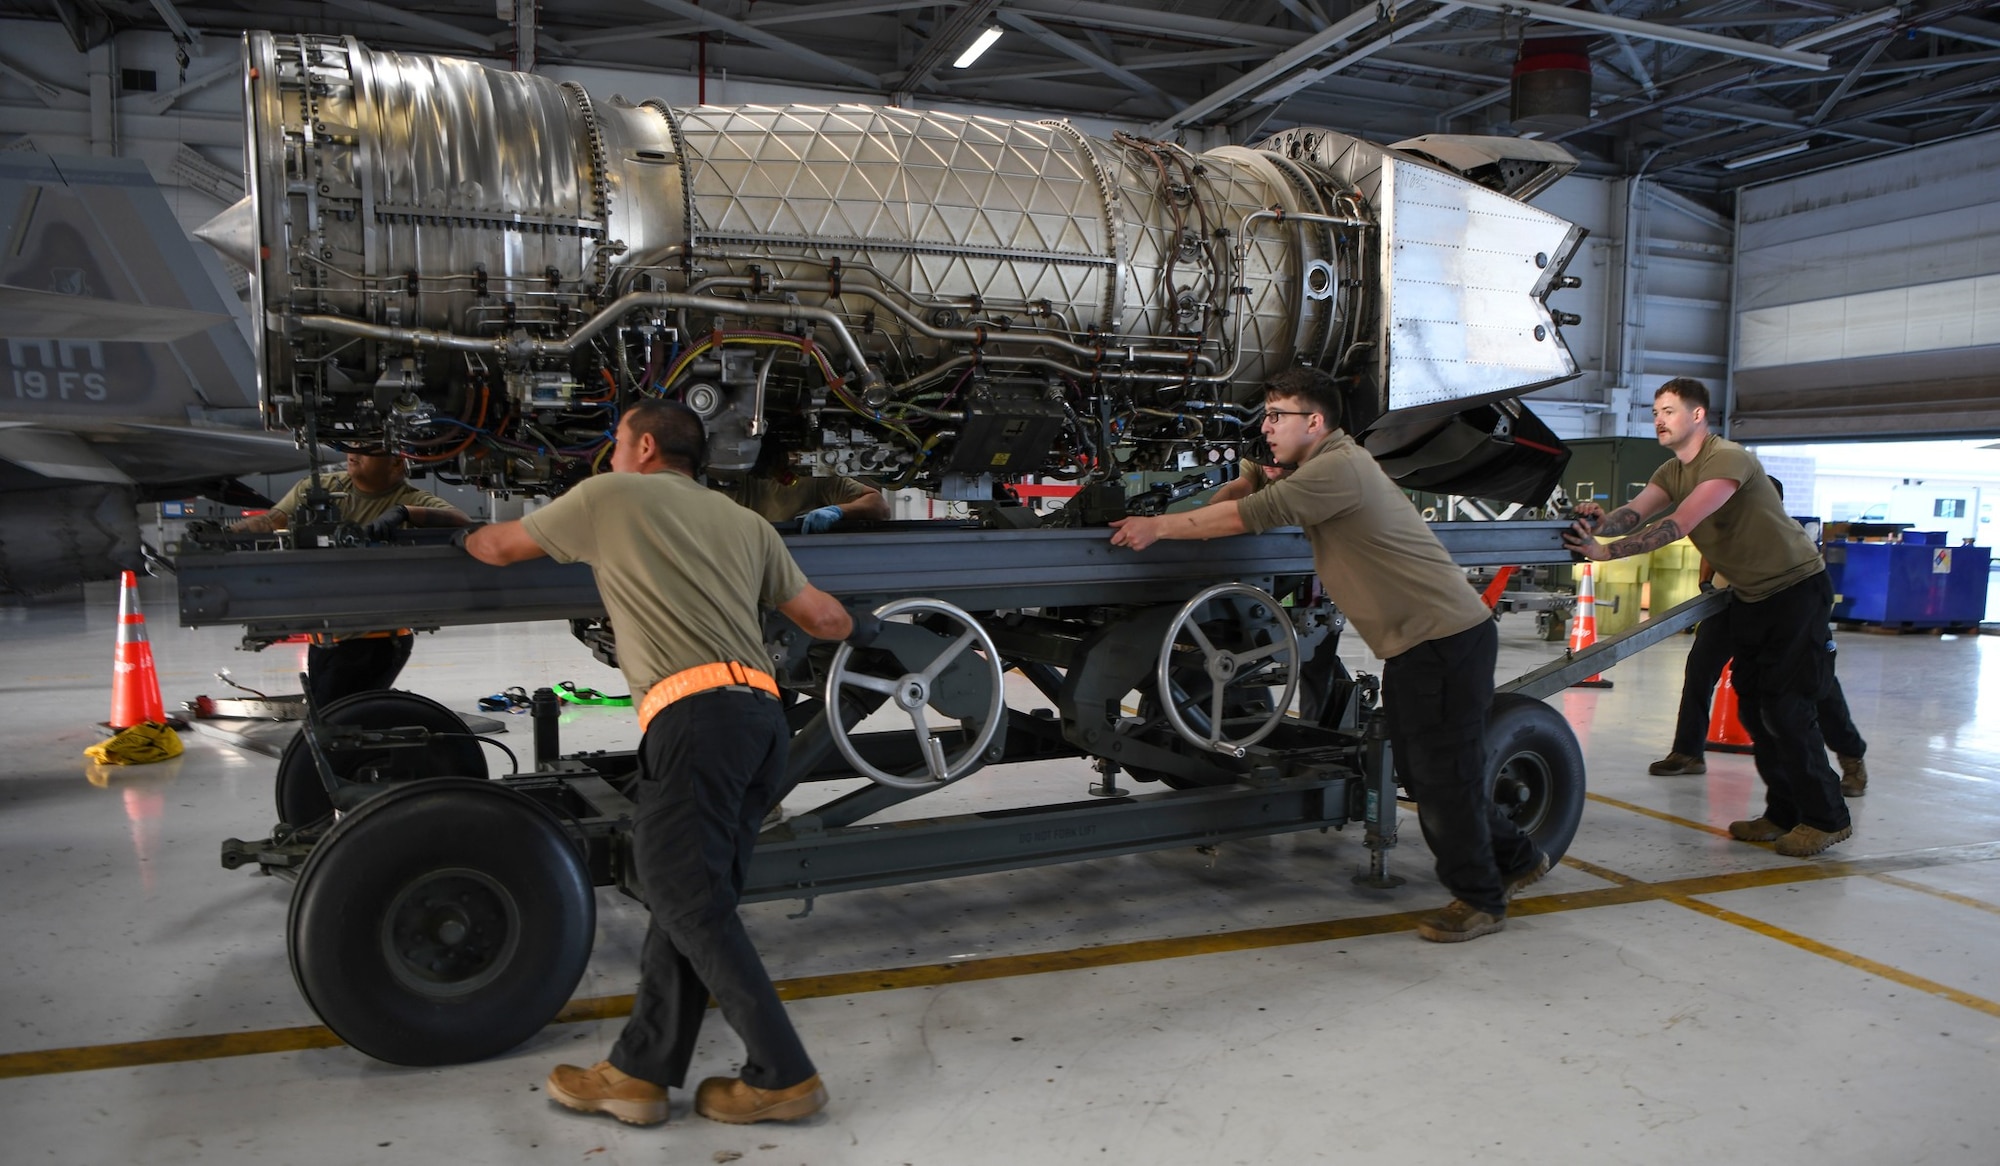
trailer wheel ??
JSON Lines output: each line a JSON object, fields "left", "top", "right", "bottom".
{"left": 287, "top": 778, "right": 594, "bottom": 1066}
{"left": 274, "top": 690, "right": 487, "bottom": 827}
{"left": 1484, "top": 693, "right": 1586, "bottom": 861}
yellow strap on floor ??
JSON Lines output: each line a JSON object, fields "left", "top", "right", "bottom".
{"left": 83, "top": 722, "right": 184, "bottom": 765}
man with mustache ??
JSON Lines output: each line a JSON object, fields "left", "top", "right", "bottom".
{"left": 1567, "top": 378, "right": 1850, "bottom": 857}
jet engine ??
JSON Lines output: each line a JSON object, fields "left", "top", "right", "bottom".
{"left": 202, "top": 31, "right": 1585, "bottom": 504}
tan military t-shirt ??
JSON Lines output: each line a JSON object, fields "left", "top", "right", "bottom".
{"left": 1648, "top": 434, "right": 1822, "bottom": 603}
{"left": 270, "top": 471, "right": 457, "bottom": 528}
{"left": 711, "top": 473, "right": 876, "bottom": 523}
{"left": 521, "top": 471, "right": 808, "bottom": 697}
{"left": 1236, "top": 431, "right": 1490, "bottom": 660}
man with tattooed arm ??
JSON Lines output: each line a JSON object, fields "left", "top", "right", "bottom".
{"left": 1563, "top": 378, "right": 1851, "bottom": 857}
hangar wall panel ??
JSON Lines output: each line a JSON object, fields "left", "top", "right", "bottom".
{"left": 1731, "top": 130, "right": 2000, "bottom": 441}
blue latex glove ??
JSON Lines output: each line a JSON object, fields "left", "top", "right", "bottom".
{"left": 799, "top": 504, "right": 845, "bottom": 534}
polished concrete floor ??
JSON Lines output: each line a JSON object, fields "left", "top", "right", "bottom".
{"left": 3, "top": 572, "right": 1999, "bottom": 1164}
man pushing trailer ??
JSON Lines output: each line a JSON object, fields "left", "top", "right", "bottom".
{"left": 1565, "top": 377, "right": 1851, "bottom": 858}
{"left": 1108, "top": 368, "right": 1548, "bottom": 943}
{"left": 463, "top": 400, "right": 876, "bottom": 1127}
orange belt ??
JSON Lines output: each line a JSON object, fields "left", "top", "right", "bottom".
{"left": 310, "top": 629, "right": 414, "bottom": 645}
{"left": 637, "top": 661, "right": 779, "bottom": 730}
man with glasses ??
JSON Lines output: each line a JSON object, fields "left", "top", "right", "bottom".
{"left": 1108, "top": 368, "right": 1544, "bottom": 943}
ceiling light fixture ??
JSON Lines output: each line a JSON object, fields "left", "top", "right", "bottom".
{"left": 1721, "top": 140, "right": 1813, "bottom": 170}
{"left": 953, "top": 27, "right": 1003, "bottom": 69}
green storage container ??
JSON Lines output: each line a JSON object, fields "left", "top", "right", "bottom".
{"left": 1648, "top": 539, "right": 1702, "bottom": 615}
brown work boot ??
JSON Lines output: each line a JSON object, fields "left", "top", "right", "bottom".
{"left": 1503, "top": 851, "right": 1552, "bottom": 902}
{"left": 546, "top": 1061, "right": 668, "bottom": 1126}
{"left": 1838, "top": 755, "right": 1868, "bottom": 797}
{"left": 695, "top": 1074, "right": 828, "bottom": 1124}
{"left": 1728, "top": 817, "right": 1788, "bottom": 842}
{"left": 1774, "top": 823, "right": 1853, "bottom": 858}
{"left": 1416, "top": 900, "right": 1506, "bottom": 943}
{"left": 1648, "top": 752, "right": 1707, "bottom": 776}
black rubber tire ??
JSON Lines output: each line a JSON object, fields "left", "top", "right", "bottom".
{"left": 1484, "top": 693, "right": 1587, "bottom": 861}
{"left": 286, "top": 778, "right": 595, "bottom": 1066}
{"left": 275, "top": 690, "right": 487, "bottom": 827}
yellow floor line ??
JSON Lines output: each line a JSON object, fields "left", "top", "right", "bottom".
{"left": 1556, "top": 853, "right": 1644, "bottom": 886}
{"left": 1585, "top": 791, "right": 1734, "bottom": 839}
{"left": 1869, "top": 872, "right": 2000, "bottom": 918}
{"left": 5, "top": 841, "right": 1999, "bottom": 1081}
{"left": 1670, "top": 895, "right": 2000, "bottom": 1021}
{"left": 0, "top": 1025, "right": 343, "bottom": 1080}
{"left": 1575, "top": 847, "right": 2000, "bottom": 1022}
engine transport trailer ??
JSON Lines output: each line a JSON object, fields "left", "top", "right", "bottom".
{"left": 177, "top": 31, "right": 1723, "bottom": 1067}
{"left": 183, "top": 526, "right": 1723, "bottom": 1067}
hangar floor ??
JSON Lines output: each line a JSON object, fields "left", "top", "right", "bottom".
{"left": 3, "top": 573, "right": 1998, "bottom": 1165}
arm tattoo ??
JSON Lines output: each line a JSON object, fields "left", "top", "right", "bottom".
{"left": 1608, "top": 519, "right": 1682, "bottom": 558}
{"left": 1596, "top": 507, "right": 1644, "bottom": 538}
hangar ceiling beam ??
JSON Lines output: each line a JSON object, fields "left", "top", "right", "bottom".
{"left": 995, "top": 11, "right": 1185, "bottom": 113}
{"left": 1587, "top": 0, "right": 1659, "bottom": 97}
{"left": 892, "top": 0, "right": 1003, "bottom": 95}
{"left": 0, "top": 52, "right": 85, "bottom": 109}
{"left": 1808, "top": 35, "right": 1892, "bottom": 124}
{"left": 1252, "top": 3, "right": 1466, "bottom": 106}
{"left": 1647, "top": 59, "right": 2000, "bottom": 174}
{"left": 989, "top": 46, "right": 1269, "bottom": 85}
{"left": 127, "top": 57, "right": 234, "bottom": 114}
{"left": 1551, "top": 0, "right": 1997, "bottom": 144}
{"left": 630, "top": 0, "right": 885, "bottom": 89}
{"left": 1007, "top": 0, "right": 1297, "bottom": 48}
{"left": 1917, "top": 14, "right": 2000, "bottom": 49}
{"left": 1449, "top": 0, "right": 1832, "bottom": 70}
{"left": 1146, "top": 3, "right": 1388, "bottom": 132}
{"left": 1275, "top": 0, "right": 1331, "bottom": 32}
{"left": 145, "top": 0, "right": 199, "bottom": 52}
{"left": 566, "top": 0, "right": 931, "bottom": 50}
{"left": 321, "top": 0, "right": 496, "bottom": 53}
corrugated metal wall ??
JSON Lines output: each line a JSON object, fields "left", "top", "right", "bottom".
{"left": 1731, "top": 130, "right": 2000, "bottom": 441}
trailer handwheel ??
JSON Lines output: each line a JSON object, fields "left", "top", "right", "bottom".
{"left": 1157, "top": 583, "right": 1300, "bottom": 758}
{"left": 287, "top": 779, "right": 594, "bottom": 1066}
{"left": 825, "top": 598, "right": 1006, "bottom": 790}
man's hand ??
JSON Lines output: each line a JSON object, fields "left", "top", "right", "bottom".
{"left": 799, "top": 505, "right": 845, "bottom": 534}
{"left": 362, "top": 505, "right": 410, "bottom": 541}
{"left": 1561, "top": 521, "right": 1609, "bottom": 561}
{"left": 843, "top": 601, "right": 884, "bottom": 648}
{"left": 1108, "top": 516, "right": 1163, "bottom": 551}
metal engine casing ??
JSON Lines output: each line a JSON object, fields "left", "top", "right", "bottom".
{"left": 224, "top": 31, "right": 1584, "bottom": 501}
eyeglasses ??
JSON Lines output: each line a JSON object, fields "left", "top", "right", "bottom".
{"left": 1261, "top": 409, "right": 1317, "bottom": 423}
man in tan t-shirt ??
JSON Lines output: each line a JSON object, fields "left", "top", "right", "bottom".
{"left": 710, "top": 468, "right": 888, "bottom": 532}
{"left": 1109, "top": 367, "right": 1544, "bottom": 944}
{"left": 1566, "top": 377, "right": 1850, "bottom": 857}
{"left": 465, "top": 400, "right": 866, "bottom": 1129}
{"left": 228, "top": 449, "right": 472, "bottom": 706}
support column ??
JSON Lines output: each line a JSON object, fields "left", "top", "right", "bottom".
{"left": 88, "top": 40, "right": 117, "bottom": 156}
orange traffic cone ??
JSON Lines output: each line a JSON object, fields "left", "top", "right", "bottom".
{"left": 1568, "top": 561, "right": 1613, "bottom": 688}
{"left": 109, "top": 570, "right": 167, "bottom": 729}
{"left": 1707, "top": 661, "right": 1755, "bottom": 753}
